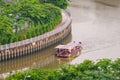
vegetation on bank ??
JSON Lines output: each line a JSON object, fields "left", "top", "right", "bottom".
{"left": 0, "top": 0, "right": 70, "bottom": 45}
{"left": 5, "top": 58, "right": 120, "bottom": 80}
{"left": 43, "top": 0, "right": 71, "bottom": 9}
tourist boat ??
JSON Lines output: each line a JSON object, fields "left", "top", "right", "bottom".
{"left": 55, "top": 42, "right": 82, "bottom": 58}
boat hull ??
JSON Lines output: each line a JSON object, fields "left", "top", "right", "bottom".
{"left": 55, "top": 49, "right": 81, "bottom": 58}
{"left": 55, "top": 42, "right": 82, "bottom": 58}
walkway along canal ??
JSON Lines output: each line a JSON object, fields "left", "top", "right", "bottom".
{"left": 0, "top": 10, "right": 72, "bottom": 62}
{"left": 1, "top": 0, "right": 120, "bottom": 78}
{"left": 0, "top": 10, "right": 72, "bottom": 77}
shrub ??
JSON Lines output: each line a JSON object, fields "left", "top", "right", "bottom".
{"left": 5, "top": 58, "right": 120, "bottom": 80}
{"left": 0, "top": 0, "right": 62, "bottom": 45}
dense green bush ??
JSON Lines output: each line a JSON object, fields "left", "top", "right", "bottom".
{"left": 43, "top": 0, "right": 71, "bottom": 9}
{"left": 5, "top": 58, "right": 120, "bottom": 80}
{"left": 0, "top": 0, "right": 62, "bottom": 45}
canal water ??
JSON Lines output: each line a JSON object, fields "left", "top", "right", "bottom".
{"left": 0, "top": 0, "right": 120, "bottom": 78}
{"left": 70, "top": 0, "right": 120, "bottom": 63}
{"left": 0, "top": 34, "right": 72, "bottom": 78}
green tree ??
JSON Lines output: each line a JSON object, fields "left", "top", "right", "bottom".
{"left": 0, "top": 0, "right": 62, "bottom": 44}
{"left": 6, "top": 58, "right": 120, "bottom": 80}
{"left": 43, "top": 0, "right": 70, "bottom": 9}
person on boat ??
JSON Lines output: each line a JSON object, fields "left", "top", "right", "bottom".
{"left": 75, "top": 46, "right": 78, "bottom": 49}
{"left": 61, "top": 42, "right": 64, "bottom": 45}
{"left": 69, "top": 49, "right": 71, "bottom": 53}
{"left": 79, "top": 42, "right": 82, "bottom": 44}
{"left": 57, "top": 48, "right": 60, "bottom": 53}
{"left": 79, "top": 41, "right": 83, "bottom": 50}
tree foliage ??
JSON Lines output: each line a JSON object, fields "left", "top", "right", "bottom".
{"left": 43, "top": 0, "right": 70, "bottom": 9}
{"left": 5, "top": 58, "right": 120, "bottom": 80}
{"left": 0, "top": 0, "right": 62, "bottom": 45}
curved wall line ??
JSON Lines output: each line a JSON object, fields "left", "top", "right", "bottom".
{"left": 0, "top": 10, "right": 72, "bottom": 61}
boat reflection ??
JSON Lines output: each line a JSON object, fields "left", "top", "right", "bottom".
{"left": 0, "top": 33, "right": 72, "bottom": 79}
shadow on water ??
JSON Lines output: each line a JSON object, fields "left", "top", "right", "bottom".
{"left": 0, "top": 33, "right": 72, "bottom": 76}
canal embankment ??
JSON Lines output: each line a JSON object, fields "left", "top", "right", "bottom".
{"left": 0, "top": 10, "right": 72, "bottom": 62}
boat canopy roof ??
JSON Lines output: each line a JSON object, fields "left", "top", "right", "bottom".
{"left": 55, "top": 45, "right": 64, "bottom": 49}
{"left": 55, "top": 42, "right": 80, "bottom": 50}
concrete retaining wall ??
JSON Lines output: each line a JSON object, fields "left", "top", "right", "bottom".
{"left": 0, "top": 10, "right": 72, "bottom": 62}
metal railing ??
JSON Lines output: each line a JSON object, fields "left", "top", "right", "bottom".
{"left": 0, "top": 10, "right": 72, "bottom": 51}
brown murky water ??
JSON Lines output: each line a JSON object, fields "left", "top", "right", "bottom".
{"left": 70, "top": 0, "right": 120, "bottom": 53}
{"left": 70, "top": 0, "right": 120, "bottom": 63}
{"left": 0, "top": 33, "right": 72, "bottom": 78}
{"left": 1, "top": 0, "right": 120, "bottom": 78}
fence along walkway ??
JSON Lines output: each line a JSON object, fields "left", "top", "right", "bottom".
{"left": 0, "top": 10, "right": 72, "bottom": 61}
{"left": 0, "top": 10, "right": 71, "bottom": 51}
